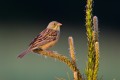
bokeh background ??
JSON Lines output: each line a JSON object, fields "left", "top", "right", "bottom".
{"left": 0, "top": 0, "right": 120, "bottom": 80}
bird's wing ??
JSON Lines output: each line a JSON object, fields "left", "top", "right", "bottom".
{"left": 29, "top": 28, "right": 59, "bottom": 50}
{"left": 29, "top": 29, "right": 47, "bottom": 46}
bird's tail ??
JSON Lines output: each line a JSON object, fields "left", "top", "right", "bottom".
{"left": 17, "top": 49, "right": 30, "bottom": 58}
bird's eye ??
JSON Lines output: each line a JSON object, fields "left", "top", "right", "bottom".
{"left": 53, "top": 23, "right": 56, "bottom": 26}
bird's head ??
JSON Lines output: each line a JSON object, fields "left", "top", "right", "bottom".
{"left": 47, "top": 21, "right": 62, "bottom": 31}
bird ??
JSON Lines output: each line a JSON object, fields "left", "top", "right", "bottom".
{"left": 18, "top": 21, "right": 62, "bottom": 58}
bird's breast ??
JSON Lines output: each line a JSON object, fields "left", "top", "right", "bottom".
{"left": 39, "top": 40, "right": 58, "bottom": 50}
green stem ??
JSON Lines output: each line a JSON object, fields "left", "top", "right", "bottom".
{"left": 85, "top": 0, "right": 96, "bottom": 80}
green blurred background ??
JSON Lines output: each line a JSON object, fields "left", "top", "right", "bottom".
{"left": 0, "top": 0, "right": 120, "bottom": 80}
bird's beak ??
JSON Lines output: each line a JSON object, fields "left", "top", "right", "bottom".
{"left": 58, "top": 23, "right": 62, "bottom": 26}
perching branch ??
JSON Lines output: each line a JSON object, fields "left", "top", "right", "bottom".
{"left": 33, "top": 40, "right": 83, "bottom": 80}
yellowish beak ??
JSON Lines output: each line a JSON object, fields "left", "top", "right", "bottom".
{"left": 57, "top": 23, "right": 62, "bottom": 26}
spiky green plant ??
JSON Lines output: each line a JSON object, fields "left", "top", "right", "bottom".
{"left": 85, "top": 0, "right": 99, "bottom": 80}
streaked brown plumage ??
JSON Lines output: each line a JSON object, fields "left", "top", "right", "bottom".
{"left": 18, "top": 21, "right": 62, "bottom": 58}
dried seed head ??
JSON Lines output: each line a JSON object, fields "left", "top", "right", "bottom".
{"left": 93, "top": 16, "right": 98, "bottom": 33}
